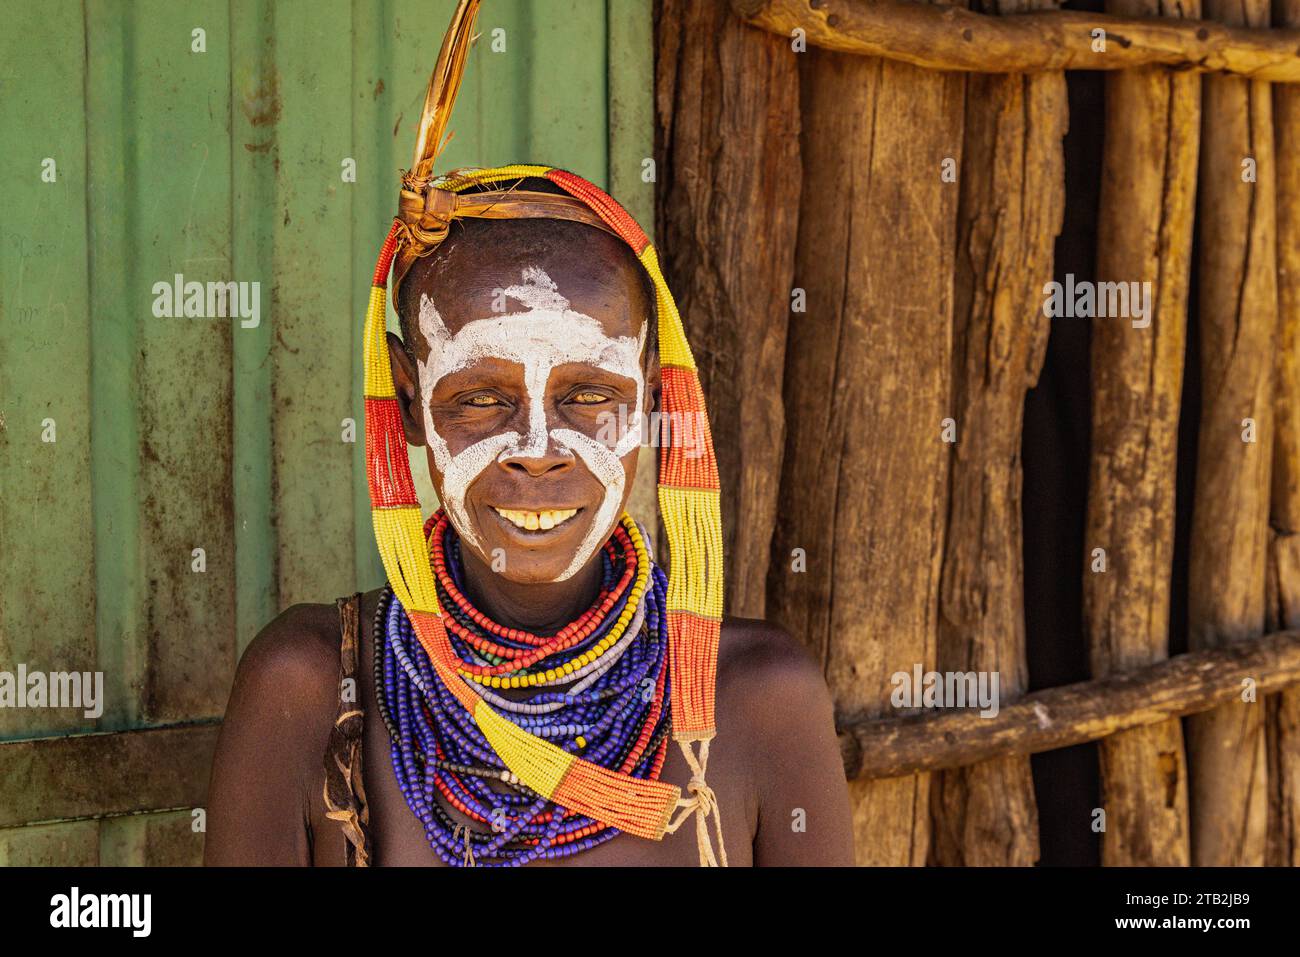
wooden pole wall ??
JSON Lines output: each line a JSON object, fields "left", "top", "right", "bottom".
{"left": 928, "top": 0, "right": 1065, "bottom": 866}
{"left": 769, "top": 36, "right": 964, "bottom": 866}
{"left": 1266, "top": 0, "right": 1300, "bottom": 867}
{"left": 657, "top": 0, "right": 1300, "bottom": 865}
{"left": 1186, "top": 0, "right": 1278, "bottom": 867}
{"left": 1083, "top": 0, "right": 1200, "bottom": 866}
{"left": 654, "top": 0, "right": 801, "bottom": 619}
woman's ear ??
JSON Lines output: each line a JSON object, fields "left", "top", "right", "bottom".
{"left": 644, "top": 352, "right": 662, "bottom": 418}
{"left": 387, "top": 331, "right": 427, "bottom": 446}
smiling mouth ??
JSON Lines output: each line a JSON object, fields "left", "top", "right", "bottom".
{"left": 492, "top": 506, "right": 582, "bottom": 532}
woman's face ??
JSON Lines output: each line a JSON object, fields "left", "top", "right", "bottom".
{"left": 391, "top": 242, "right": 658, "bottom": 585}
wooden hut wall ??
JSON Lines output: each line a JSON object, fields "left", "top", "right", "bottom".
{"left": 657, "top": 0, "right": 1300, "bottom": 865}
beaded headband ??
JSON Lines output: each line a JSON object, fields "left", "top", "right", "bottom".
{"left": 361, "top": 0, "right": 725, "bottom": 863}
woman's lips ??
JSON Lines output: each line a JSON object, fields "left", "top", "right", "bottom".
{"left": 491, "top": 506, "right": 583, "bottom": 533}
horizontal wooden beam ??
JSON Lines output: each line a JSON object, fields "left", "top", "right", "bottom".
{"left": 8, "top": 638, "right": 1300, "bottom": 813}
{"left": 0, "top": 722, "right": 219, "bottom": 827}
{"left": 733, "top": 0, "right": 1300, "bottom": 82}
{"left": 837, "top": 630, "right": 1300, "bottom": 779}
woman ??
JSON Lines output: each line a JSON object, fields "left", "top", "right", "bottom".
{"left": 204, "top": 0, "right": 852, "bottom": 867}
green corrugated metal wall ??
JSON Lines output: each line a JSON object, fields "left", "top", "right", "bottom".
{"left": 0, "top": 0, "right": 653, "bottom": 864}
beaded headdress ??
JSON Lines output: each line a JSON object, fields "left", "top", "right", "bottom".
{"left": 361, "top": 0, "right": 725, "bottom": 864}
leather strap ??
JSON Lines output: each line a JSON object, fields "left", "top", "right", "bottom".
{"left": 391, "top": 186, "right": 623, "bottom": 300}
{"left": 323, "top": 593, "right": 372, "bottom": 867}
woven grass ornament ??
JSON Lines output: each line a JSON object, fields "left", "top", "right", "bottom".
{"left": 362, "top": 0, "right": 726, "bottom": 865}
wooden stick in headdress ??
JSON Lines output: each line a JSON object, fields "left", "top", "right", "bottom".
{"left": 390, "top": 0, "right": 621, "bottom": 300}
{"left": 363, "top": 0, "right": 728, "bottom": 866}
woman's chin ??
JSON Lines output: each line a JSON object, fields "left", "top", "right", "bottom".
{"left": 457, "top": 534, "right": 587, "bottom": 586}
{"left": 496, "top": 564, "right": 578, "bottom": 586}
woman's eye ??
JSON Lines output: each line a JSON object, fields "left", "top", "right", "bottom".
{"left": 571, "top": 391, "right": 608, "bottom": 405}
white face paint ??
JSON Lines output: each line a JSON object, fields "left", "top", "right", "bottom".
{"left": 416, "top": 265, "right": 646, "bottom": 581}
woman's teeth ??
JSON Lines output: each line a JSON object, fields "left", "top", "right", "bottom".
{"left": 494, "top": 507, "right": 579, "bottom": 531}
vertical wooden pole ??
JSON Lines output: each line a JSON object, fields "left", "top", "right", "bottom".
{"left": 1266, "top": 0, "right": 1300, "bottom": 868}
{"left": 770, "top": 43, "right": 964, "bottom": 865}
{"left": 655, "top": 0, "right": 801, "bottom": 618}
{"left": 1187, "top": 0, "right": 1277, "bottom": 866}
{"left": 1082, "top": 0, "right": 1200, "bottom": 866}
{"left": 928, "top": 0, "right": 1065, "bottom": 866}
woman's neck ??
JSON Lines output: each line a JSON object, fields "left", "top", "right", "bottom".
{"left": 457, "top": 545, "right": 604, "bottom": 635}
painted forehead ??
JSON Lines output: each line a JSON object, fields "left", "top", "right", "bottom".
{"left": 423, "top": 262, "right": 648, "bottom": 339}
{"left": 417, "top": 266, "right": 647, "bottom": 378}
{"left": 401, "top": 214, "right": 654, "bottom": 347}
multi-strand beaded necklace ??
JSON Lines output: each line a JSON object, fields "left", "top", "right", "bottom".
{"left": 374, "top": 508, "right": 673, "bottom": 865}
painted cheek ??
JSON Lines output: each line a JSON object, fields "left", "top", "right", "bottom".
{"left": 550, "top": 429, "right": 627, "bottom": 581}
{"left": 422, "top": 396, "right": 521, "bottom": 555}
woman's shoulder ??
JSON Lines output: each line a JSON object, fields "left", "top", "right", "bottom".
{"left": 236, "top": 600, "right": 347, "bottom": 692}
{"left": 718, "top": 615, "right": 821, "bottom": 674}
{"left": 237, "top": 590, "right": 385, "bottom": 682}
{"left": 716, "top": 616, "right": 833, "bottom": 721}
{"left": 205, "top": 599, "right": 366, "bottom": 865}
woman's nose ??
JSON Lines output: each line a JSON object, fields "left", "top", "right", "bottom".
{"left": 497, "top": 445, "right": 575, "bottom": 477}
